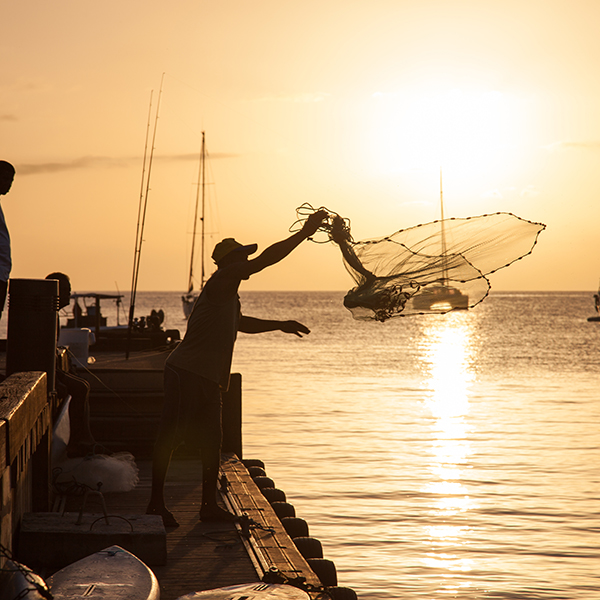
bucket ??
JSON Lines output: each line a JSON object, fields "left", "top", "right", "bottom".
{"left": 58, "top": 328, "right": 94, "bottom": 366}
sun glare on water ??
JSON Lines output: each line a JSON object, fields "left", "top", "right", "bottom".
{"left": 418, "top": 313, "right": 479, "bottom": 588}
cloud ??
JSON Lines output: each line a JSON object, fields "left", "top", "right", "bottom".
{"left": 543, "top": 141, "right": 600, "bottom": 152}
{"left": 16, "top": 153, "right": 237, "bottom": 175}
{"left": 17, "top": 156, "right": 132, "bottom": 175}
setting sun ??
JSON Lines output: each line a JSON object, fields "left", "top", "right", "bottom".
{"left": 1, "top": 0, "right": 598, "bottom": 294}
{"left": 367, "top": 88, "right": 524, "bottom": 179}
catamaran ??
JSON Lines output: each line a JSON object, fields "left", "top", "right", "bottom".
{"left": 412, "top": 171, "right": 469, "bottom": 311}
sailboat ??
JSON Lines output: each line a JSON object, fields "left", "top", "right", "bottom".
{"left": 412, "top": 172, "right": 469, "bottom": 311}
{"left": 182, "top": 131, "right": 209, "bottom": 319}
{"left": 587, "top": 279, "right": 600, "bottom": 322}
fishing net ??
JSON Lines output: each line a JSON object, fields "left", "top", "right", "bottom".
{"left": 292, "top": 203, "right": 546, "bottom": 321}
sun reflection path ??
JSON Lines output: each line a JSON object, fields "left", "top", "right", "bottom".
{"left": 419, "top": 313, "right": 478, "bottom": 591}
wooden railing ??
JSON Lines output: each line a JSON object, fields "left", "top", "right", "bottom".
{"left": 0, "top": 371, "right": 50, "bottom": 561}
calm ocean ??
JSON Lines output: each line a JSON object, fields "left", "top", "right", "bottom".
{"left": 23, "top": 289, "right": 600, "bottom": 599}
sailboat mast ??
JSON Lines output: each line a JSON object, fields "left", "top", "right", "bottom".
{"left": 187, "top": 132, "right": 205, "bottom": 293}
{"left": 440, "top": 168, "right": 448, "bottom": 284}
{"left": 200, "top": 131, "right": 206, "bottom": 289}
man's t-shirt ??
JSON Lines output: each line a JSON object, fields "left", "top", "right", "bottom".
{"left": 166, "top": 269, "right": 241, "bottom": 390}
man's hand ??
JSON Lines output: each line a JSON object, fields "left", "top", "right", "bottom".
{"left": 281, "top": 320, "right": 311, "bottom": 337}
{"left": 301, "top": 209, "right": 329, "bottom": 238}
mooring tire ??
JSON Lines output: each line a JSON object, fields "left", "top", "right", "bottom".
{"left": 242, "top": 458, "right": 265, "bottom": 469}
{"left": 253, "top": 476, "right": 275, "bottom": 489}
{"left": 248, "top": 466, "right": 266, "bottom": 478}
{"left": 271, "top": 501, "right": 296, "bottom": 519}
{"left": 307, "top": 557, "right": 337, "bottom": 587}
{"left": 327, "top": 587, "right": 358, "bottom": 600}
{"left": 261, "top": 487, "right": 286, "bottom": 503}
{"left": 281, "top": 516, "right": 309, "bottom": 539}
{"left": 293, "top": 536, "right": 323, "bottom": 559}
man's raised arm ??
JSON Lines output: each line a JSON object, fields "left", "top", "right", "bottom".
{"left": 245, "top": 210, "right": 328, "bottom": 276}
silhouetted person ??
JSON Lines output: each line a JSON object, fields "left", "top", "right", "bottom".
{"left": 0, "top": 161, "right": 15, "bottom": 317}
{"left": 146, "top": 210, "right": 328, "bottom": 527}
{"left": 46, "top": 272, "right": 107, "bottom": 457}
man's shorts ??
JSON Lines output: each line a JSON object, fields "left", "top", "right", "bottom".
{"left": 158, "top": 363, "right": 222, "bottom": 451}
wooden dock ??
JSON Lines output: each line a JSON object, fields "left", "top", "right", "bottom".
{"left": 56, "top": 455, "right": 330, "bottom": 600}
{"left": 2, "top": 343, "right": 356, "bottom": 600}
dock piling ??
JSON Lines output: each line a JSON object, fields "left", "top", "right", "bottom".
{"left": 6, "top": 278, "right": 59, "bottom": 393}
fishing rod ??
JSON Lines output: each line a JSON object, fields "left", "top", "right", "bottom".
{"left": 126, "top": 74, "right": 164, "bottom": 358}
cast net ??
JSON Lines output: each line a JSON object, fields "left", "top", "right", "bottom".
{"left": 291, "top": 203, "right": 546, "bottom": 321}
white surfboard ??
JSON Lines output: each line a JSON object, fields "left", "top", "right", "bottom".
{"left": 177, "top": 583, "right": 310, "bottom": 600}
{"left": 48, "top": 545, "right": 159, "bottom": 600}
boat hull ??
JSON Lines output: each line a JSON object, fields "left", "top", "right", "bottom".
{"left": 411, "top": 285, "right": 469, "bottom": 311}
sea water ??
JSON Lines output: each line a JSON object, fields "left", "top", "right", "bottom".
{"left": 16, "top": 290, "right": 600, "bottom": 599}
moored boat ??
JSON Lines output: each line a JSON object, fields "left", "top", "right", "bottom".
{"left": 62, "top": 292, "right": 180, "bottom": 352}
{"left": 411, "top": 282, "right": 469, "bottom": 311}
{"left": 588, "top": 282, "right": 600, "bottom": 321}
{"left": 410, "top": 172, "right": 469, "bottom": 312}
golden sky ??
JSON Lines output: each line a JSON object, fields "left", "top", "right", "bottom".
{"left": 2, "top": 0, "right": 599, "bottom": 292}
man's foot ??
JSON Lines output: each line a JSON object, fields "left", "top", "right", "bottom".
{"left": 199, "top": 505, "right": 238, "bottom": 522}
{"left": 146, "top": 505, "right": 179, "bottom": 528}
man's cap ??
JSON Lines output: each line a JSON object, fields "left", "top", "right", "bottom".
{"left": 212, "top": 238, "right": 258, "bottom": 265}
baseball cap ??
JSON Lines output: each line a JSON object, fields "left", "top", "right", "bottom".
{"left": 212, "top": 238, "right": 258, "bottom": 265}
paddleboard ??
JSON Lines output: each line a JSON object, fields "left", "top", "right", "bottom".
{"left": 0, "top": 559, "right": 50, "bottom": 600}
{"left": 48, "top": 545, "right": 159, "bottom": 600}
{"left": 177, "top": 583, "right": 310, "bottom": 600}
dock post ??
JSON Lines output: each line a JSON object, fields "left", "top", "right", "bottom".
{"left": 6, "top": 278, "right": 59, "bottom": 393}
{"left": 222, "top": 372, "right": 242, "bottom": 459}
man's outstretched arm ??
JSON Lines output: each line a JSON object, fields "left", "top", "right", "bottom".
{"left": 244, "top": 210, "right": 328, "bottom": 277}
{"left": 239, "top": 316, "right": 310, "bottom": 338}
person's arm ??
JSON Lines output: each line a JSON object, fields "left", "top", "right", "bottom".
{"left": 329, "top": 215, "right": 375, "bottom": 282}
{"left": 209, "top": 210, "right": 329, "bottom": 297}
{"left": 241, "top": 210, "right": 328, "bottom": 278}
{"left": 239, "top": 315, "right": 310, "bottom": 337}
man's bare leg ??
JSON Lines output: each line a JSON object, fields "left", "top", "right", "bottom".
{"left": 199, "top": 446, "right": 237, "bottom": 522}
{"left": 146, "top": 437, "right": 179, "bottom": 527}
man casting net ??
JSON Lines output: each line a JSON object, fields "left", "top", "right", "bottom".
{"left": 291, "top": 203, "right": 546, "bottom": 321}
